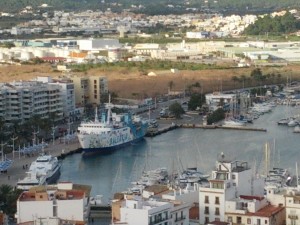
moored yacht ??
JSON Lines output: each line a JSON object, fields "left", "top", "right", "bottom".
{"left": 17, "top": 171, "right": 47, "bottom": 191}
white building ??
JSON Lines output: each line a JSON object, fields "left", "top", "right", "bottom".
{"left": 15, "top": 182, "right": 91, "bottom": 224}
{"left": 77, "top": 39, "right": 121, "bottom": 51}
{"left": 113, "top": 195, "right": 190, "bottom": 225}
{"left": 285, "top": 189, "right": 300, "bottom": 225}
{"left": 37, "top": 76, "right": 77, "bottom": 120}
{"left": 0, "top": 81, "right": 63, "bottom": 124}
{"left": 199, "top": 154, "right": 265, "bottom": 224}
{"left": 205, "top": 92, "right": 236, "bottom": 106}
{"left": 111, "top": 183, "right": 198, "bottom": 225}
{"left": 225, "top": 195, "right": 285, "bottom": 225}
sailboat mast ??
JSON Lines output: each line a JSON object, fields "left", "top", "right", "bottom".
{"left": 107, "top": 94, "right": 112, "bottom": 124}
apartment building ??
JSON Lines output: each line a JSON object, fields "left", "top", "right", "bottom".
{"left": 225, "top": 195, "right": 285, "bottom": 225}
{"left": 285, "top": 189, "right": 300, "bottom": 225}
{"left": 15, "top": 182, "right": 91, "bottom": 225}
{"left": 0, "top": 81, "right": 63, "bottom": 124}
{"left": 199, "top": 153, "right": 265, "bottom": 224}
{"left": 37, "top": 76, "right": 77, "bottom": 120}
{"left": 70, "top": 75, "right": 108, "bottom": 107}
{"left": 112, "top": 194, "right": 190, "bottom": 225}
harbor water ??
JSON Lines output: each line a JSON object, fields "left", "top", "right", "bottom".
{"left": 59, "top": 105, "right": 300, "bottom": 204}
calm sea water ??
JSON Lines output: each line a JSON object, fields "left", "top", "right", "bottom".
{"left": 59, "top": 105, "right": 300, "bottom": 204}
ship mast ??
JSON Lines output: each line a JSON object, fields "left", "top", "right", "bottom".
{"left": 107, "top": 94, "right": 112, "bottom": 124}
{"left": 94, "top": 107, "right": 99, "bottom": 123}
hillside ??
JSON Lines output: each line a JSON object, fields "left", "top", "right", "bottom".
{"left": 0, "top": 0, "right": 299, "bottom": 14}
{"left": 1, "top": 63, "right": 300, "bottom": 99}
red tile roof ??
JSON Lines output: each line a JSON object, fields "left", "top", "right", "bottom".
{"left": 247, "top": 205, "right": 284, "bottom": 217}
{"left": 240, "top": 195, "right": 264, "bottom": 201}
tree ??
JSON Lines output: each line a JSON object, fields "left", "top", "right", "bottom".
{"left": 0, "top": 184, "right": 22, "bottom": 216}
{"left": 169, "top": 102, "right": 185, "bottom": 119}
{"left": 207, "top": 108, "right": 225, "bottom": 125}
{"left": 168, "top": 80, "right": 174, "bottom": 92}
{"left": 188, "top": 93, "right": 206, "bottom": 110}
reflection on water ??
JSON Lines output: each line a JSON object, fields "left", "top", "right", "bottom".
{"left": 59, "top": 105, "right": 300, "bottom": 203}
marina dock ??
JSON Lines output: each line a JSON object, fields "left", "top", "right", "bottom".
{"left": 146, "top": 123, "right": 267, "bottom": 137}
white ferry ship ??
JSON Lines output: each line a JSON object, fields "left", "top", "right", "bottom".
{"left": 77, "top": 98, "right": 148, "bottom": 154}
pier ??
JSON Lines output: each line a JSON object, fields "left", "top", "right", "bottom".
{"left": 146, "top": 124, "right": 179, "bottom": 137}
{"left": 146, "top": 123, "right": 267, "bottom": 137}
{"left": 180, "top": 124, "right": 267, "bottom": 132}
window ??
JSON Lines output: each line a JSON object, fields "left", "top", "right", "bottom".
{"left": 265, "top": 219, "right": 268, "bottom": 224}
{"left": 215, "top": 207, "right": 220, "bottom": 215}
{"left": 228, "top": 217, "right": 232, "bottom": 222}
{"left": 205, "top": 196, "right": 209, "bottom": 204}
{"left": 233, "top": 183, "right": 236, "bottom": 186}
{"left": 94, "top": 80, "right": 97, "bottom": 84}
{"left": 205, "top": 217, "right": 209, "bottom": 224}
{"left": 247, "top": 218, "right": 251, "bottom": 224}
{"left": 232, "top": 174, "right": 236, "bottom": 179}
{"left": 257, "top": 219, "right": 261, "bottom": 225}
{"left": 237, "top": 217, "right": 242, "bottom": 224}
{"left": 215, "top": 197, "right": 220, "bottom": 205}
{"left": 204, "top": 207, "right": 209, "bottom": 214}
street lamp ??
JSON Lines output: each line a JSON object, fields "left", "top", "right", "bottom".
{"left": 51, "top": 125, "right": 57, "bottom": 146}
{"left": 11, "top": 135, "right": 18, "bottom": 159}
{"left": 32, "top": 129, "right": 39, "bottom": 146}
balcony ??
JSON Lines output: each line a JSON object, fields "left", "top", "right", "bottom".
{"left": 175, "top": 216, "right": 186, "bottom": 222}
{"left": 149, "top": 216, "right": 169, "bottom": 225}
{"left": 288, "top": 215, "right": 298, "bottom": 220}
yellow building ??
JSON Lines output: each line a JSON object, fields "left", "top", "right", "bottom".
{"left": 70, "top": 75, "right": 108, "bottom": 107}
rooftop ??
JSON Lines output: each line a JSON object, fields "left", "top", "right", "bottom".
{"left": 247, "top": 205, "right": 284, "bottom": 217}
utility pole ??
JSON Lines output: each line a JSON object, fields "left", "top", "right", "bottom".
{"left": 0, "top": 141, "right": 7, "bottom": 162}
{"left": 11, "top": 135, "right": 18, "bottom": 159}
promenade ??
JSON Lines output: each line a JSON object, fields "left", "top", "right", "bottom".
{"left": 0, "top": 139, "right": 81, "bottom": 187}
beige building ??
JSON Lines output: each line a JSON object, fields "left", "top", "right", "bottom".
{"left": 70, "top": 75, "right": 108, "bottom": 107}
{"left": 285, "top": 190, "right": 300, "bottom": 225}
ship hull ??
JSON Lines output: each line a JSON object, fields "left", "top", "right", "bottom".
{"left": 46, "top": 164, "right": 61, "bottom": 184}
{"left": 82, "top": 136, "right": 145, "bottom": 155}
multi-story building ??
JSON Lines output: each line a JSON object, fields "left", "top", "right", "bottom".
{"left": 0, "top": 81, "right": 63, "bottom": 124}
{"left": 199, "top": 153, "right": 265, "bottom": 224}
{"left": 112, "top": 195, "right": 190, "bottom": 225}
{"left": 70, "top": 75, "right": 108, "bottom": 107}
{"left": 225, "top": 195, "right": 285, "bottom": 225}
{"left": 37, "top": 76, "right": 77, "bottom": 120}
{"left": 284, "top": 188, "right": 300, "bottom": 225}
{"left": 15, "top": 182, "right": 91, "bottom": 224}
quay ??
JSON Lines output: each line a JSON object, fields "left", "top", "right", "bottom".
{"left": 145, "top": 124, "right": 178, "bottom": 137}
{"left": 180, "top": 124, "right": 267, "bottom": 132}
{"left": 146, "top": 123, "right": 267, "bottom": 137}
{"left": 0, "top": 139, "right": 81, "bottom": 187}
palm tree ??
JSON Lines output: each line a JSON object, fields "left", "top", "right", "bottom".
{"left": 168, "top": 80, "right": 174, "bottom": 92}
{"left": 239, "top": 75, "right": 246, "bottom": 89}
{"left": 0, "top": 184, "right": 21, "bottom": 215}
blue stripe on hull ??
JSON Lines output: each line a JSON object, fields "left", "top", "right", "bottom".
{"left": 82, "top": 137, "right": 145, "bottom": 155}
